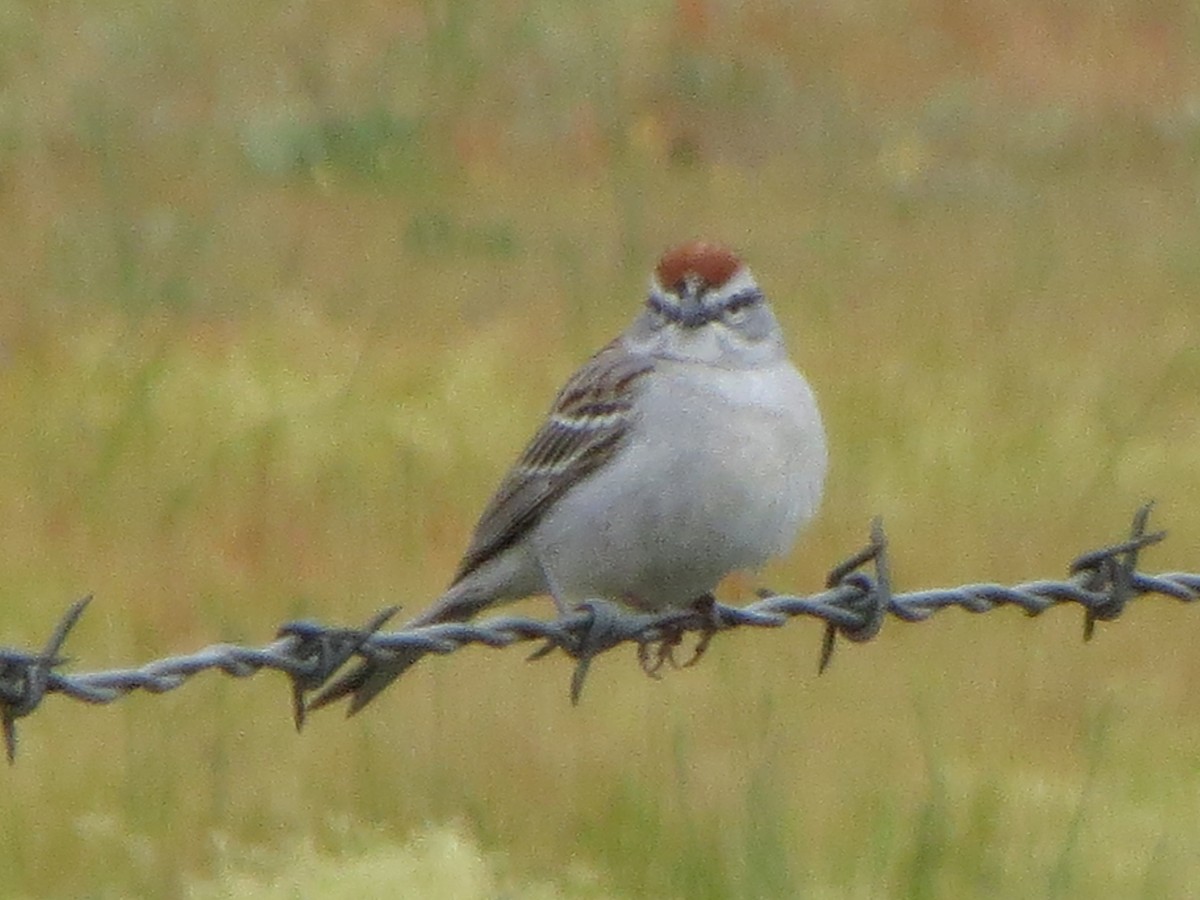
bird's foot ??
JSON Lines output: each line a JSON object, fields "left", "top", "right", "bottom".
{"left": 679, "top": 594, "right": 721, "bottom": 668}
{"left": 635, "top": 594, "right": 721, "bottom": 677}
{"left": 637, "top": 628, "right": 682, "bottom": 677}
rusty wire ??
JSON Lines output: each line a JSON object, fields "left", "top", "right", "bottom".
{"left": 2, "top": 504, "right": 1197, "bottom": 762}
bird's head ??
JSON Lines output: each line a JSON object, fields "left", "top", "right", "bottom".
{"left": 627, "top": 241, "right": 784, "bottom": 366}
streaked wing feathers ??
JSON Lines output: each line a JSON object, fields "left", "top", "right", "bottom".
{"left": 451, "top": 339, "right": 653, "bottom": 584}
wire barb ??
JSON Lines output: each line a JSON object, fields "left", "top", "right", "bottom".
{"left": 0, "top": 595, "right": 90, "bottom": 763}
{"left": 1072, "top": 503, "right": 1164, "bottom": 640}
{"left": 818, "top": 516, "right": 891, "bottom": 673}
{"left": 278, "top": 606, "right": 400, "bottom": 730}
{"left": 1, "top": 507, "right": 1197, "bottom": 762}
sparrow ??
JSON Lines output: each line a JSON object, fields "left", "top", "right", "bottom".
{"left": 311, "top": 240, "right": 827, "bottom": 713}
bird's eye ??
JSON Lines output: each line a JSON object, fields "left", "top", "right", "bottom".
{"left": 647, "top": 305, "right": 671, "bottom": 328}
{"left": 722, "top": 300, "right": 754, "bottom": 326}
{"left": 645, "top": 295, "right": 673, "bottom": 327}
{"left": 723, "top": 306, "right": 748, "bottom": 325}
{"left": 720, "top": 290, "right": 761, "bottom": 327}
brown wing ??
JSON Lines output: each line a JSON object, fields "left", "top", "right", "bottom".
{"left": 451, "top": 339, "right": 654, "bottom": 584}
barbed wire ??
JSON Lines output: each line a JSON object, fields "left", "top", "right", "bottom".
{"left": 2, "top": 504, "right": 1197, "bottom": 762}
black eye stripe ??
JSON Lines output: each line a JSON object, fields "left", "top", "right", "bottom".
{"left": 646, "top": 288, "right": 762, "bottom": 326}
{"left": 646, "top": 293, "right": 681, "bottom": 321}
{"left": 721, "top": 289, "right": 762, "bottom": 313}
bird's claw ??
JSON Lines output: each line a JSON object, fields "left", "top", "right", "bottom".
{"left": 637, "top": 632, "right": 680, "bottom": 677}
{"left": 680, "top": 594, "right": 720, "bottom": 667}
{"left": 635, "top": 595, "right": 721, "bottom": 677}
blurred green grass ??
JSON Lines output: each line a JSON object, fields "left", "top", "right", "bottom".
{"left": 2, "top": 0, "right": 1200, "bottom": 897}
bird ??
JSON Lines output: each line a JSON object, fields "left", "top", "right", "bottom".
{"left": 310, "top": 240, "right": 827, "bottom": 714}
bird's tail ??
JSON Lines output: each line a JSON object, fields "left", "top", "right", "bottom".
{"left": 307, "top": 583, "right": 486, "bottom": 716}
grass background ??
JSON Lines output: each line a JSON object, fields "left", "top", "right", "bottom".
{"left": 2, "top": 0, "right": 1199, "bottom": 896}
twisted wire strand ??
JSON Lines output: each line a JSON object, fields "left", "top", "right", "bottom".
{"left": 1, "top": 505, "right": 1195, "bottom": 762}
